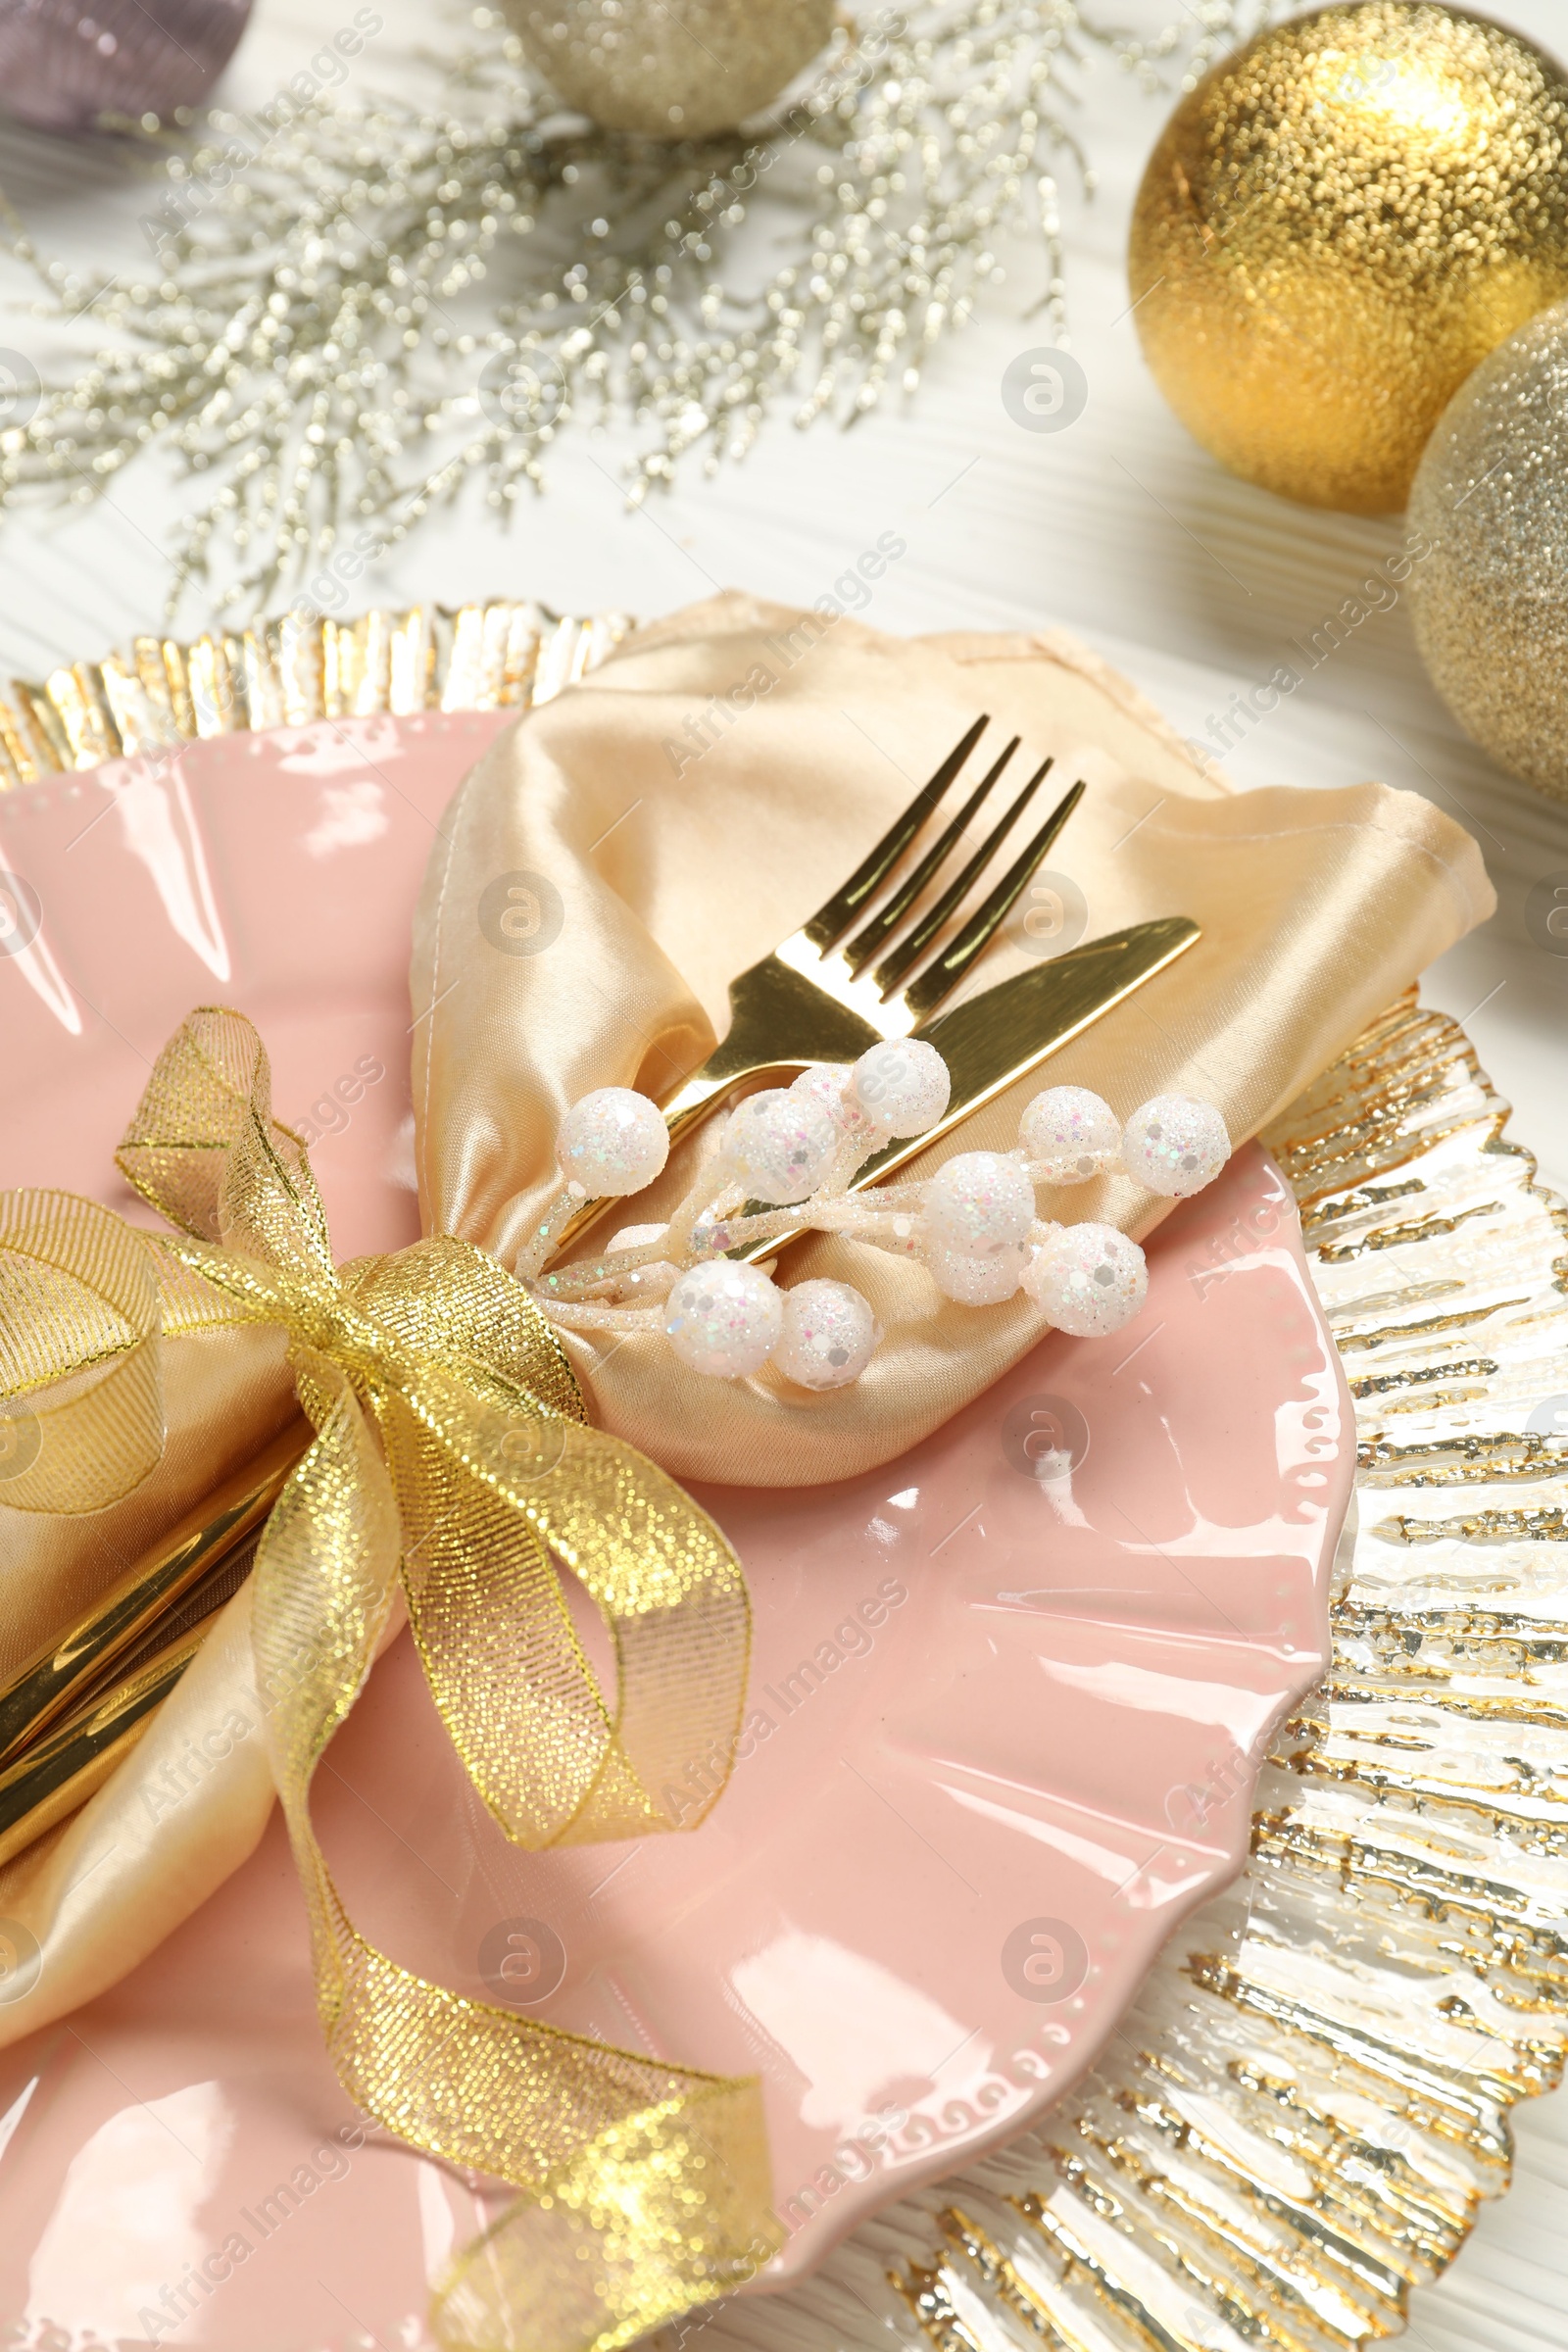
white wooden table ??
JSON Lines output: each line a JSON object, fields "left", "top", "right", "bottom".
{"left": 0, "top": 3, "right": 1563, "bottom": 2345}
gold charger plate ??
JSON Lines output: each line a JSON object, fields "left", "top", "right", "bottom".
{"left": 4, "top": 609, "right": 1564, "bottom": 2352}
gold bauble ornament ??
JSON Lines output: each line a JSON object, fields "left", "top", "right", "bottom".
{"left": 1127, "top": 2, "right": 1568, "bottom": 514}
{"left": 1407, "top": 299, "right": 1568, "bottom": 803}
{"left": 503, "top": 0, "right": 836, "bottom": 137}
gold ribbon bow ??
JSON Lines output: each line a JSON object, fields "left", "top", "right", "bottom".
{"left": 0, "top": 1007, "right": 777, "bottom": 2350}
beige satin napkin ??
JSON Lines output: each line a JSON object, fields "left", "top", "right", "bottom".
{"left": 413, "top": 590, "right": 1492, "bottom": 1486}
{"left": 0, "top": 589, "right": 1492, "bottom": 2055}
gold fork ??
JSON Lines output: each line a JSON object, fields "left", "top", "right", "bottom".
{"left": 551, "top": 716, "right": 1092, "bottom": 1253}
{"left": 660, "top": 715, "right": 1077, "bottom": 1136}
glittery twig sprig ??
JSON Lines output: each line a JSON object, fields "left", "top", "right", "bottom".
{"left": 0, "top": 0, "right": 1259, "bottom": 615}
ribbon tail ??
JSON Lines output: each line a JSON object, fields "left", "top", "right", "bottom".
{"left": 431, "top": 2082, "right": 780, "bottom": 2352}
{"left": 252, "top": 1351, "right": 778, "bottom": 2352}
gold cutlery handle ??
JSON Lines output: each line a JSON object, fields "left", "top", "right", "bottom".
{"left": 0, "top": 1420, "right": 307, "bottom": 1773}
{"left": 0, "top": 1622, "right": 209, "bottom": 1870}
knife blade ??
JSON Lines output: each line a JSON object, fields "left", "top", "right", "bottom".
{"left": 733, "top": 914, "right": 1201, "bottom": 1261}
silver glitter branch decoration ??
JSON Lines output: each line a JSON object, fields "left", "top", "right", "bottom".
{"left": 0, "top": 1, "right": 1257, "bottom": 616}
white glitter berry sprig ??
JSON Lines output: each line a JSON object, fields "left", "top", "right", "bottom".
{"left": 515, "top": 1040, "right": 1230, "bottom": 1390}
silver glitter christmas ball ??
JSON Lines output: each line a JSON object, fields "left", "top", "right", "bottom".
{"left": 1018, "top": 1085, "right": 1120, "bottom": 1182}
{"left": 1408, "top": 300, "right": 1568, "bottom": 804}
{"left": 503, "top": 0, "right": 835, "bottom": 137}
{"left": 929, "top": 1242, "right": 1029, "bottom": 1305}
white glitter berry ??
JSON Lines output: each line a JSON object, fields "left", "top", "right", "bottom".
{"left": 664, "top": 1262, "right": 783, "bottom": 1377}
{"left": 1019, "top": 1085, "right": 1121, "bottom": 1181}
{"left": 726, "top": 1089, "right": 839, "bottom": 1203}
{"left": 1022, "top": 1223, "right": 1148, "bottom": 1338}
{"left": 929, "top": 1243, "right": 1029, "bottom": 1304}
{"left": 923, "top": 1150, "right": 1035, "bottom": 1257}
{"left": 774, "top": 1279, "right": 878, "bottom": 1389}
{"left": 558, "top": 1088, "right": 669, "bottom": 1194}
{"left": 852, "top": 1039, "right": 951, "bottom": 1137}
{"left": 1121, "top": 1095, "right": 1229, "bottom": 1199}
{"left": 789, "top": 1064, "right": 852, "bottom": 1123}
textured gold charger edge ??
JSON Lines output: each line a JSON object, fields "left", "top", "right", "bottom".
{"left": 673, "top": 992, "right": 1568, "bottom": 2352}
{"left": 0, "top": 600, "right": 634, "bottom": 783}
{"left": 10, "top": 611, "right": 1563, "bottom": 2352}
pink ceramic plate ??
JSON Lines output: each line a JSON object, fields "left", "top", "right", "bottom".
{"left": 0, "top": 718, "right": 1353, "bottom": 2346}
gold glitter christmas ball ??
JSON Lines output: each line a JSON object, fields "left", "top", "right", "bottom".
{"left": 1407, "top": 300, "right": 1568, "bottom": 802}
{"left": 1127, "top": 2, "right": 1568, "bottom": 514}
{"left": 504, "top": 0, "right": 835, "bottom": 137}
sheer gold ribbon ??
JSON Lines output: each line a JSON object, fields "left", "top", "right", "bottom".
{"left": 0, "top": 1006, "right": 777, "bottom": 2352}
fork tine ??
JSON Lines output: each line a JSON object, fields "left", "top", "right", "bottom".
{"left": 802, "top": 713, "right": 990, "bottom": 950}
{"left": 900, "top": 777, "right": 1087, "bottom": 1024}
{"left": 873, "top": 756, "right": 1053, "bottom": 998}
{"left": 841, "top": 737, "right": 1019, "bottom": 977}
